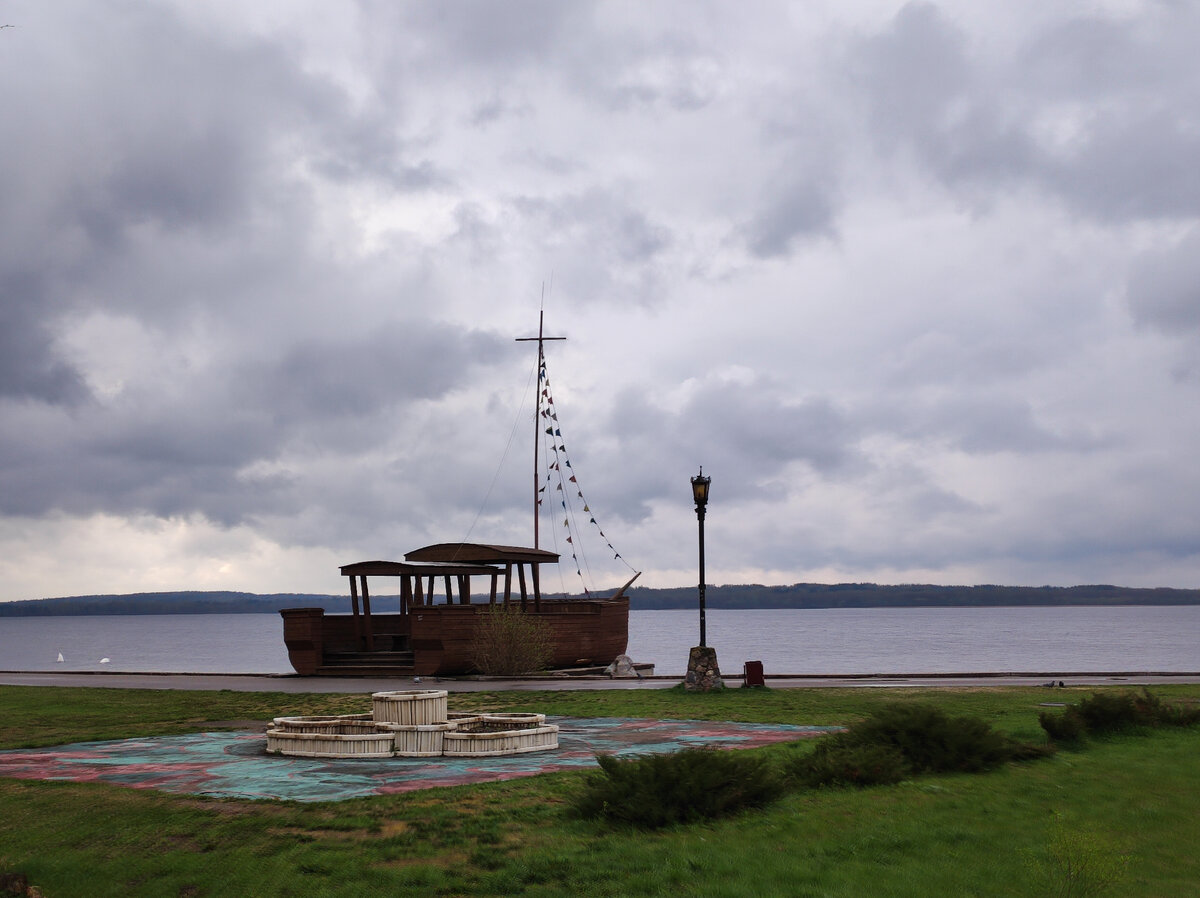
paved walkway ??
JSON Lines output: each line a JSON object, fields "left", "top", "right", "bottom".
{"left": 3, "top": 670, "right": 1198, "bottom": 692}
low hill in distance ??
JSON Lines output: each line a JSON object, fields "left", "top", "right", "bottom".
{"left": 624, "top": 582, "right": 1200, "bottom": 609}
{"left": 0, "top": 582, "right": 1197, "bottom": 616}
{"left": 0, "top": 591, "right": 344, "bottom": 617}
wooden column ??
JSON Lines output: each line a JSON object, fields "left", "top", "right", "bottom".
{"left": 360, "top": 575, "right": 375, "bottom": 651}
{"left": 518, "top": 564, "right": 528, "bottom": 610}
{"left": 531, "top": 563, "right": 542, "bottom": 611}
{"left": 349, "top": 576, "right": 363, "bottom": 647}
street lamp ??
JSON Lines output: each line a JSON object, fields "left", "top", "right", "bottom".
{"left": 691, "top": 467, "right": 711, "bottom": 647}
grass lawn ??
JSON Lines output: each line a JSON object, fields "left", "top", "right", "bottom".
{"left": 1, "top": 683, "right": 1197, "bottom": 897}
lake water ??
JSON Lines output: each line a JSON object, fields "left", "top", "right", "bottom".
{"left": 1, "top": 606, "right": 1196, "bottom": 676}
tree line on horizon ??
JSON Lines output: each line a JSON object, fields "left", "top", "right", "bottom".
{"left": 0, "top": 582, "right": 1197, "bottom": 616}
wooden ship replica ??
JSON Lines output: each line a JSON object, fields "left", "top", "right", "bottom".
{"left": 281, "top": 314, "right": 639, "bottom": 677}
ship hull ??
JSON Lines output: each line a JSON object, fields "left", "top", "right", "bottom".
{"left": 281, "top": 597, "right": 629, "bottom": 677}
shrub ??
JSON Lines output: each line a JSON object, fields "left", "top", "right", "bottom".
{"left": 792, "top": 740, "right": 910, "bottom": 788}
{"left": 1026, "top": 813, "right": 1131, "bottom": 898}
{"left": 571, "top": 747, "right": 786, "bottom": 828}
{"left": 1040, "top": 689, "right": 1200, "bottom": 741}
{"left": 1038, "top": 707, "right": 1086, "bottom": 744}
{"left": 790, "top": 702, "right": 1051, "bottom": 787}
{"left": 469, "top": 605, "right": 552, "bottom": 675}
{"left": 1076, "top": 691, "right": 1151, "bottom": 734}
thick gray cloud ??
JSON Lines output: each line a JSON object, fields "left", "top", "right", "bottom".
{"left": 2, "top": 0, "right": 1199, "bottom": 599}
{"left": 1127, "top": 229, "right": 1200, "bottom": 334}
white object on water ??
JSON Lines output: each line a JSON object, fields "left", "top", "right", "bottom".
{"left": 57, "top": 652, "right": 64, "bottom": 662}
{"left": 99, "top": 658, "right": 110, "bottom": 664}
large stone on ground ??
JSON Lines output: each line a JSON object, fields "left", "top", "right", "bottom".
{"left": 605, "top": 654, "right": 640, "bottom": 678}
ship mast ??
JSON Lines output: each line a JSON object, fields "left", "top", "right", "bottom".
{"left": 516, "top": 310, "right": 565, "bottom": 549}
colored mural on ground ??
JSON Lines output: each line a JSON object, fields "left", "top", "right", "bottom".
{"left": 0, "top": 717, "right": 835, "bottom": 802}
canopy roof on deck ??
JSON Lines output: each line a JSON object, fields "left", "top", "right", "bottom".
{"left": 338, "top": 560, "right": 499, "bottom": 578}
{"left": 404, "top": 543, "right": 559, "bottom": 565}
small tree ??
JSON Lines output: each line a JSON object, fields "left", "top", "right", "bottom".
{"left": 1027, "top": 813, "right": 1131, "bottom": 898}
{"left": 470, "top": 605, "right": 552, "bottom": 675}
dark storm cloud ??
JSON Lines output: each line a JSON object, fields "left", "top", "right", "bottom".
{"left": 742, "top": 179, "right": 837, "bottom": 259}
{"left": 0, "top": 5, "right": 328, "bottom": 427}
{"left": 597, "top": 377, "right": 862, "bottom": 522}
{"left": 4, "top": 1, "right": 1200, "bottom": 597}
{"left": 1043, "top": 108, "right": 1200, "bottom": 222}
{"left": 392, "top": 0, "right": 726, "bottom": 118}
{"left": 0, "top": 1, "right": 432, "bottom": 310}
{"left": 510, "top": 190, "right": 673, "bottom": 303}
{"left": 0, "top": 273, "right": 88, "bottom": 404}
{"left": 244, "top": 321, "right": 509, "bottom": 424}
{"left": 1127, "top": 229, "right": 1200, "bottom": 334}
{"left": 0, "top": 318, "right": 508, "bottom": 523}
{"left": 852, "top": 3, "right": 1037, "bottom": 194}
{"left": 882, "top": 395, "right": 1101, "bottom": 454}
{"left": 852, "top": 3, "right": 1200, "bottom": 223}
{"left": 856, "top": 3, "right": 972, "bottom": 152}
{"left": 399, "top": 0, "right": 582, "bottom": 68}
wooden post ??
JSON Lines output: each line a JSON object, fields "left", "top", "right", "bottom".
{"left": 401, "top": 576, "right": 412, "bottom": 615}
{"left": 518, "top": 563, "right": 528, "bottom": 610}
{"left": 349, "top": 576, "right": 363, "bottom": 648}
{"left": 503, "top": 563, "right": 513, "bottom": 604}
{"left": 360, "top": 575, "right": 375, "bottom": 651}
{"left": 532, "top": 563, "right": 542, "bottom": 611}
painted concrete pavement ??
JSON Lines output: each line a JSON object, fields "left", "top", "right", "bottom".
{"left": 0, "top": 717, "right": 835, "bottom": 802}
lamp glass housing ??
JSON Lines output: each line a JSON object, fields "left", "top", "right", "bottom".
{"left": 691, "top": 471, "right": 711, "bottom": 508}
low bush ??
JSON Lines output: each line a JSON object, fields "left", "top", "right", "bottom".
{"left": 790, "top": 702, "right": 1051, "bottom": 787}
{"left": 571, "top": 747, "right": 786, "bottom": 828}
{"left": 1038, "top": 707, "right": 1086, "bottom": 743}
{"left": 1040, "top": 689, "right": 1200, "bottom": 741}
{"left": 792, "top": 741, "right": 909, "bottom": 788}
{"left": 1077, "top": 691, "right": 1154, "bottom": 734}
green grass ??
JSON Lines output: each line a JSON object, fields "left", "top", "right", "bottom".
{"left": 1, "top": 683, "right": 1198, "bottom": 896}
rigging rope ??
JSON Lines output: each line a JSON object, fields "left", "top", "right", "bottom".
{"left": 537, "top": 357, "right": 637, "bottom": 596}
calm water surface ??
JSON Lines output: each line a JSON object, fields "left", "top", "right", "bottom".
{"left": 1, "top": 606, "right": 1197, "bottom": 675}
{"left": 630, "top": 606, "right": 1200, "bottom": 675}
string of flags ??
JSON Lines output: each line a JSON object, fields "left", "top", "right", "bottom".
{"left": 537, "top": 358, "right": 636, "bottom": 594}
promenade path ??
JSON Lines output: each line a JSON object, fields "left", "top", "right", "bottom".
{"left": 3, "top": 670, "right": 1198, "bottom": 692}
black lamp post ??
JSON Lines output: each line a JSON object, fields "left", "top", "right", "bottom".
{"left": 691, "top": 468, "right": 711, "bottom": 648}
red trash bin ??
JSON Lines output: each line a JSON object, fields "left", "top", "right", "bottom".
{"left": 743, "top": 660, "right": 765, "bottom": 687}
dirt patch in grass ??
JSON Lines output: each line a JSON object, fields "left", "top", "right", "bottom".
{"left": 381, "top": 849, "right": 471, "bottom": 870}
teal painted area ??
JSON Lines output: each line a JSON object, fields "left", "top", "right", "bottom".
{"left": 0, "top": 717, "right": 834, "bottom": 802}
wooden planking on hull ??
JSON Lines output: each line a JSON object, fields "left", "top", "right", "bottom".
{"left": 283, "top": 598, "right": 629, "bottom": 677}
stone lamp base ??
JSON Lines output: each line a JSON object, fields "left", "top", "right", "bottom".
{"left": 684, "top": 645, "right": 724, "bottom": 692}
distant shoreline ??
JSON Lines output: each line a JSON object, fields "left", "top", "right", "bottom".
{"left": 1, "top": 583, "right": 1198, "bottom": 616}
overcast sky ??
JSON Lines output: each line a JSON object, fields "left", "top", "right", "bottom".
{"left": 2, "top": 0, "right": 1199, "bottom": 602}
